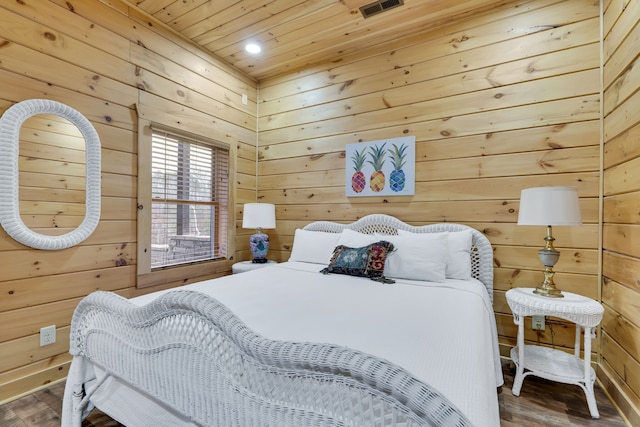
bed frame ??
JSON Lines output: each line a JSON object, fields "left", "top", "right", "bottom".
{"left": 63, "top": 214, "right": 494, "bottom": 427}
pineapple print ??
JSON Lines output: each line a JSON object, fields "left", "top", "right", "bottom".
{"left": 388, "top": 143, "right": 408, "bottom": 192}
{"left": 367, "top": 143, "right": 387, "bottom": 192}
{"left": 350, "top": 148, "right": 367, "bottom": 193}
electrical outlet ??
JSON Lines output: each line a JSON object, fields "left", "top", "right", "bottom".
{"left": 40, "top": 325, "right": 56, "bottom": 346}
{"left": 532, "top": 315, "right": 545, "bottom": 331}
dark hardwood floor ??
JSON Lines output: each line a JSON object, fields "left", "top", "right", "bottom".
{"left": 498, "top": 361, "right": 628, "bottom": 426}
{"left": 0, "top": 360, "right": 629, "bottom": 426}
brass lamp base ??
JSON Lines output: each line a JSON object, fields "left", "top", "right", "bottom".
{"left": 534, "top": 288, "right": 564, "bottom": 298}
{"left": 534, "top": 274, "right": 564, "bottom": 297}
{"left": 534, "top": 242, "right": 564, "bottom": 298}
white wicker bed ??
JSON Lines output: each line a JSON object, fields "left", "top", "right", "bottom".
{"left": 61, "top": 214, "right": 502, "bottom": 427}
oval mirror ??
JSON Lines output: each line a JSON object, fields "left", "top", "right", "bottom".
{"left": 0, "top": 99, "right": 101, "bottom": 250}
{"left": 19, "top": 113, "right": 87, "bottom": 235}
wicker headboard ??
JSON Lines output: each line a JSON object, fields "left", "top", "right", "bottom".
{"left": 303, "top": 214, "right": 494, "bottom": 303}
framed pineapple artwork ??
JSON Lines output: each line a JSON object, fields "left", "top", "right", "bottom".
{"left": 345, "top": 136, "right": 415, "bottom": 197}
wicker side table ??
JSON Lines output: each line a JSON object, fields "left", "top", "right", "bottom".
{"left": 505, "top": 287, "right": 604, "bottom": 419}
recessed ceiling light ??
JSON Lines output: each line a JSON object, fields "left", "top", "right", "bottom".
{"left": 245, "top": 43, "right": 262, "bottom": 54}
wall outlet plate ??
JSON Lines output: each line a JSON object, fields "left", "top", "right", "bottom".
{"left": 532, "top": 315, "right": 545, "bottom": 331}
{"left": 40, "top": 325, "right": 56, "bottom": 346}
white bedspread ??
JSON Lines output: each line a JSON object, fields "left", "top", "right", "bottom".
{"left": 128, "top": 261, "right": 503, "bottom": 427}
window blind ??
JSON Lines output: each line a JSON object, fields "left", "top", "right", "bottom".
{"left": 150, "top": 130, "right": 229, "bottom": 268}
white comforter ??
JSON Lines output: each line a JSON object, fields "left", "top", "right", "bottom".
{"left": 128, "top": 261, "right": 503, "bottom": 427}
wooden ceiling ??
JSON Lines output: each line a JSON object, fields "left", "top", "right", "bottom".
{"left": 132, "top": 0, "right": 517, "bottom": 81}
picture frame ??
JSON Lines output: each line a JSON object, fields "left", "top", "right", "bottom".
{"left": 345, "top": 136, "right": 415, "bottom": 197}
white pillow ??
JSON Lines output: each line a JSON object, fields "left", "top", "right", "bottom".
{"left": 289, "top": 229, "right": 341, "bottom": 264}
{"left": 380, "top": 232, "right": 448, "bottom": 282}
{"left": 398, "top": 229, "right": 473, "bottom": 280}
{"left": 336, "top": 228, "right": 378, "bottom": 248}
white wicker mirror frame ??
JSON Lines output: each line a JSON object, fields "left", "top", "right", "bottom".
{"left": 0, "top": 99, "right": 101, "bottom": 250}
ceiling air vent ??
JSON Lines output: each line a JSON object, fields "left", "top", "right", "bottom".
{"left": 359, "top": 0, "right": 404, "bottom": 19}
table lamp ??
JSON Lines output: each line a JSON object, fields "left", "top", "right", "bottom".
{"left": 242, "top": 203, "right": 276, "bottom": 263}
{"left": 517, "top": 186, "right": 582, "bottom": 298}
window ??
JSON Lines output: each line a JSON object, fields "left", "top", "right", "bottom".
{"left": 149, "top": 129, "right": 229, "bottom": 268}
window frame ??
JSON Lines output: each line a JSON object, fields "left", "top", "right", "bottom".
{"left": 137, "top": 119, "right": 235, "bottom": 287}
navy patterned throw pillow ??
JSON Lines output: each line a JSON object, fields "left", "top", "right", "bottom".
{"left": 320, "top": 240, "right": 394, "bottom": 283}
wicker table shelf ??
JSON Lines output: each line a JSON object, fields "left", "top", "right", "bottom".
{"left": 506, "top": 287, "right": 604, "bottom": 419}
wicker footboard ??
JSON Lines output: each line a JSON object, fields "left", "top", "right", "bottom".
{"left": 63, "top": 290, "right": 472, "bottom": 427}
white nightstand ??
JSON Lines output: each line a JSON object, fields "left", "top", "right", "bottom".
{"left": 232, "top": 260, "right": 277, "bottom": 274}
{"left": 506, "top": 287, "right": 604, "bottom": 419}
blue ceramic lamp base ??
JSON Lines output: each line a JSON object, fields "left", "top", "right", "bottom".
{"left": 249, "top": 232, "right": 270, "bottom": 263}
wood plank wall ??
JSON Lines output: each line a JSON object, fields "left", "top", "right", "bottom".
{"left": 256, "top": 0, "right": 612, "bottom": 406}
{"left": 0, "top": 0, "right": 257, "bottom": 402}
{"left": 0, "top": 0, "right": 638, "bottom": 423}
{"left": 600, "top": 0, "right": 640, "bottom": 425}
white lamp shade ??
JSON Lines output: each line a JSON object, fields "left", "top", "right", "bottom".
{"left": 242, "top": 203, "right": 276, "bottom": 229}
{"left": 517, "top": 186, "right": 582, "bottom": 226}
